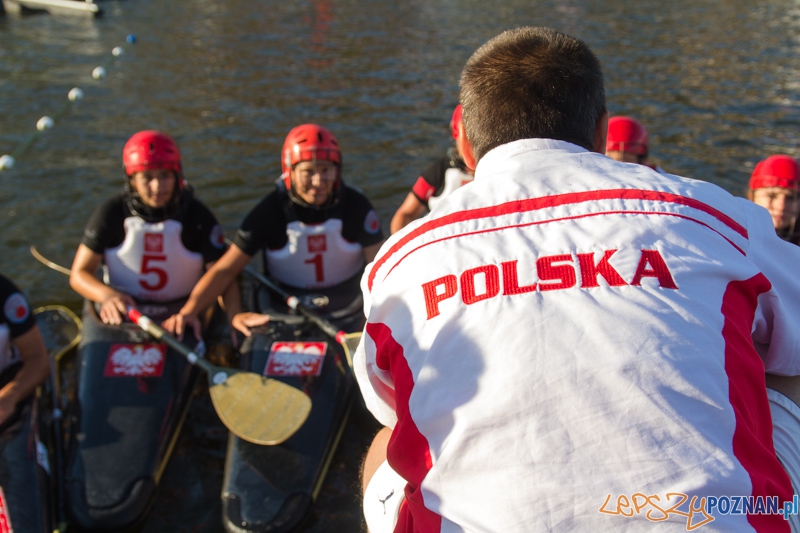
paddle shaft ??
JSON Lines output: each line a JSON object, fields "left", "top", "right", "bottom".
{"left": 34, "top": 307, "right": 80, "bottom": 533}
{"left": 30, "top": 245, "right": 72, "bottom": 276}
{"left": 126, "top": 308, "right": 216, "bottom": 375}
{"left": 242, "top": 265, "right": 348, "bottom": 344}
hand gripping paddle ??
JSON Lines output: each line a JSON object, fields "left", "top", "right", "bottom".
{"left": 127, "top": 307, "right": 311, "bottom": 445}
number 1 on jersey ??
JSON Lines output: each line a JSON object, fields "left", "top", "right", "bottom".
{"left": 304, "top": 253, "right": 325, "bottom": 283}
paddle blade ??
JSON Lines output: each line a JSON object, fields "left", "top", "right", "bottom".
{"left": 208, "top": 369, "right": 311, "bottom": 445}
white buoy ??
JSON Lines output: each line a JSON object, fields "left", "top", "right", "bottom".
{"left": 68, "top": 87, "right": 84, "bottom": 101}
{"left": 0, "top": 155, "right": 15, "bottom": 170}
{"left": 36, "top": 116, "right": 54, "bottom": 131}
{"left": 92, "top": 66, "right": 107, "bottom": 80}
{"left": 112, "top": 47, "right": 124, "bottom": 57}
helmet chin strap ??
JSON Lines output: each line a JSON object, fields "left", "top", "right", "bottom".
{"left": 778, "top": 216, "right": 798, "bottom": 242}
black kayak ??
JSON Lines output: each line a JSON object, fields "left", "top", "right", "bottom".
{"left": 63, "top": 300, "right": 202, "bottom": 532}
{"left": 0, "top": 306, "right": 81, "bottom": 533}
{"left": 221, "top": 276, "right": 363, "bottom": 533}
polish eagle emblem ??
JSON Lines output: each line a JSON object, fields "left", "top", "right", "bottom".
{"left": 265, "top": 342, "right": 327, "bottom": 377}
{"left": 105, "top": 343, "right": 166, "bottom": 377}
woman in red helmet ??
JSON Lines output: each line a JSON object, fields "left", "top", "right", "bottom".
{"left": 69, "top": 130, "right": 239, "bottom": 326}
{"left": 164, "top": 124, "right": 385, "bottom": 338}
{"left": 747, "top": 154, "right": 800, "bottom": 243}
{"left": 605, "top": 116, "right": 666, "bottom": 173}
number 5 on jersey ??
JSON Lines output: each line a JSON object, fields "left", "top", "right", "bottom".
{"left": 140, "top": 254, "right": 168, "bottom": 291}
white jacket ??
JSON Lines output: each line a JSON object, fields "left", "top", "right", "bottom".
{"left": 356, "top": 139, "right": 800, "bottom": 532}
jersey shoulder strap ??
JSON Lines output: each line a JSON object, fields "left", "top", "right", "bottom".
{"left": 275, "top": 178, "right": 298, "bottom": 223}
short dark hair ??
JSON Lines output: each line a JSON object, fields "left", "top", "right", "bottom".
{"left": 459, "top": 27, "right": 606, "bottom": 161}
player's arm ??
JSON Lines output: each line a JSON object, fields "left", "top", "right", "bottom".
{"left": 69, "top": 244, "right": 134, "bottom": 325}
{"left": 390, "top": 192, "right": 427, "bottom": 234}
{"left": 0, "top": 325, "right": 49, "bottom": 426}
{"left": 209, "top": 260, "right": 255, "bottom": 347}
{"left": 363, "top": 241, "right": 384, "bottom": 263}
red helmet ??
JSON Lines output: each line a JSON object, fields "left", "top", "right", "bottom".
{"left": 749, "top": 155, "right": 800, "bottom": 191}
{"left": 450, "top": 104, "right": 463, "bottom": 140}
{"left": 122, "top": 130, "right": 182, "bottom": 175}
{"left": 281, "top": 124, "right": 341, "bottom": 178}
{"left": 606, "top": 116, "right": 648, "bottom": 156}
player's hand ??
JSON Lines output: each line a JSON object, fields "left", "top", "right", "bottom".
{"left": 99, "top": 293, "right": 136, "bottom": 325}
{"left": 231, "top": 312, "right": 270, "bottom": 339}
{"left": 162, "top": 313, "right": 203, "bottom": 342}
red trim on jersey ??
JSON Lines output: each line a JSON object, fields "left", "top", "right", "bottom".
{"left": 380, "top": 210, "right": 745, "bottom": 289}
{"left": 366, "top": 322, "right": 442, "bottom": 533}
{"left": 368, "top": 189, "right": 749, "bottom": 291}
{"left": 411, "top": 176, "right": 436, "bottom": 202}
{"left": 721, "top": 274, "right": 792, "bottom": 532}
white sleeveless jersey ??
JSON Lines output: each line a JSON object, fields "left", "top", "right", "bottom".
{"left": 104, "top": 217, "right": 205, "bottom": 301}
{"left": 265, "top": 218, "right": 364, "bottom": 289}
{"left": 426, "top": 167, "right": 473, "bottom": 211}
{"left": 356, "top": 139, "right": 800, "bottom": 532}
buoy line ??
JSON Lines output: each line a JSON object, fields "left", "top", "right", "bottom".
{"left": 0, "top": 33, "right": 137, "bottom": 171}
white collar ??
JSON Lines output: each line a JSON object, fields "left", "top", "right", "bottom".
{"left": 474, "top": 139, "right": 589, "bottom": 180}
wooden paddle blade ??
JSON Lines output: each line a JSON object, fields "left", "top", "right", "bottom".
{"left": 208, "top": 369, "right": 311, "bottom": 445}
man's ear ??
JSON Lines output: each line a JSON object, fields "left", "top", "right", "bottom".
{"left": 457, "top": 120, "right": 477, "bottom": 173}
{"left": 593, "top": 111, "right": 609, "bottom": 154}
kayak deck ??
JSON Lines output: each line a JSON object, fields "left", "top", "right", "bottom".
{"left": 221, "top": 280, "right": 363, "bottom": 533}
{"left": 63, "top": 301, "right": 201, "bottom": 532}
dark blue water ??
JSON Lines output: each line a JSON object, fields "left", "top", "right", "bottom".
{"left": 3, "top": 0, "right": 800, "bottom": 531}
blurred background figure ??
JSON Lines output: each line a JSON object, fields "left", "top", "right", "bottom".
{"left": 605, "top": 115, "right": 665, "bottom": 173}
{"left": 747, "top": 154, "right": 800, "bottom": 244}
{"left": 390, "top": 104, "right": 474, "bottom": 233}
{"left": 0, "top": 274, "right": 48, "bottom": 428}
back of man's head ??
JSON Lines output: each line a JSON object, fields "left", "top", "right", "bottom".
{"left": 459, "top": 27, "right": 606, "bottom": 162}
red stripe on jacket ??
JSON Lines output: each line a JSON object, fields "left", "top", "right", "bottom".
{"left": 722, "top": 274, "right": 792, "bottom": 532}
{"left": 367, "top": 321, "right": 442, "bottom": 533}
{"left": 368, "top": 189, "right": 748, "bottom": 291}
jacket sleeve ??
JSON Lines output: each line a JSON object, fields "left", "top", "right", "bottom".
{"left": 743, "top": 199, "right": 800, "bottom": 375}
{"left": 354, "top": 253, "right": 399, "bottom": 429}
